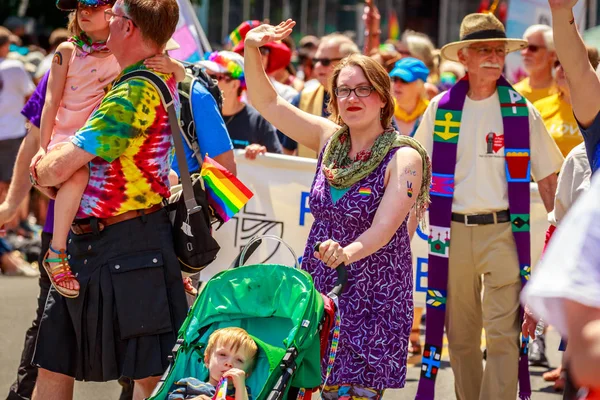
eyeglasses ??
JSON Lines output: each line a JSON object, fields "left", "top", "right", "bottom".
{"left": 334, "top": 85, "right": 375, "bottom": 98}
{"left": 526, "top": 44, "right": 545, "bottom": 53}
{"left": 468, "top": 46, "right": 507, "bottom": 57}
{"left": 208, "top": 73, "right": 233, "bottom": 83}
{"left": 104, "top": 9, "right": 137, "bottom": 26}
{"left": 392, "top": 77, "right": 408, "bottom": 84}
{"left": 312, "top": 57, "right": 343, "bottom": 67}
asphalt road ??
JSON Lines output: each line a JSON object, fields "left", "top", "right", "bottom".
{"left": 0, "top": 275, "right": 563, "bottom": 399}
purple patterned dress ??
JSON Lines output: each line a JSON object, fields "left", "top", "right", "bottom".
{"left": 302, "top": 146, "right": 413, "bottom": 390}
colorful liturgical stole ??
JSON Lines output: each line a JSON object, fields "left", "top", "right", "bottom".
{"left": 415, "top": 76, "right": 533, "bottom": 400}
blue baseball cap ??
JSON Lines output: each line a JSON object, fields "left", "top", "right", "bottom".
{"left": 389, "top": 57, "right": 430, "bottom": 83}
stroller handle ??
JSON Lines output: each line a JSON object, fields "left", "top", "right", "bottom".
{"left": 313, "top": 241, "right": 348, "bottom": 298}
{"left": 236, "top": 235, "right": 301, "bottom": 269}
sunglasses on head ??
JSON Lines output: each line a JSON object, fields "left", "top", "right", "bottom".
{"left": 208, "top": 73, "right": 233, "bottom": 83}
{"left": 312, "top": 57, "right": 343, "bottom": 67}
{"left": 526, "top": 44, "right": 545, "bottom": 53}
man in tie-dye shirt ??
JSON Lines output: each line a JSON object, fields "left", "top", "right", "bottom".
{"left": 71, "top": 63, "right": 179, "bottom": 218}
{"left": 31, "top": 0, "right": 188, "bottom": 398}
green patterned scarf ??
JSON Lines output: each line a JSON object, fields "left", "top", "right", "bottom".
{"left": 322, "top": 125, "right": 432, "bottom": 222}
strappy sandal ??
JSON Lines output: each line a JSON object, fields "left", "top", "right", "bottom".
{"left": 43, "top": 244, "right": 79, "bottom": 298}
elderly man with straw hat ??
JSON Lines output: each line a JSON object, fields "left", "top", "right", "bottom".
{"left": 413, "top": 13, "right": 564, "bottom": 400}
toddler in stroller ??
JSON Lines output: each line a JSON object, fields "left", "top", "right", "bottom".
{"left": 148, "top": 236, "right": 346, "bottom": 400}
{"left": 168, "top": 327, "right": 258, "bottom": 400}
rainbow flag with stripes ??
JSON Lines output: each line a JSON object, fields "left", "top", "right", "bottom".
{"left": 200, "top": 156, "right": 254, "bottom": 223}
{"left": 388, "top": 10, "right": 400, "bottom": 41}
{"left": 212, "top": 377, "right": 228, "bottom": 400}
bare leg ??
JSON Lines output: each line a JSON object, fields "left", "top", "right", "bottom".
{"left": 46, "top": 166, "right": 88, "bottom": 293}
{"left": 32, "top": 368, "right": 74, "bottom": 400}
{"left": 133, "top": 376, "right": 161, "bottom": 400}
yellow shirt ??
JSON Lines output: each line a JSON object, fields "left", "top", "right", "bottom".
{"left": 514, "top": 77, "right": 555, "bottom": 103}
{"left": 533, "top": 93, "right": 583, "bottom": 157}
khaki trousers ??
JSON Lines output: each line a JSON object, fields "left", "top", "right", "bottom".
{"left": 445, "top": 221, "right": 521, "bottom": 400}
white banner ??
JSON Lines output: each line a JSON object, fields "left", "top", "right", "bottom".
{"left": 505, "top": 0, "right": 586, "bottom": 83}
{"left": 201, "top": 151, "right": 549, "bottom": 307}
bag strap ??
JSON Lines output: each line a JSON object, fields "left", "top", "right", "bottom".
{"left": 185, "top": 76, "right": 205, "bottom": 167}
{"left": 114, "top": 70, "right": 200, "bottom": 214}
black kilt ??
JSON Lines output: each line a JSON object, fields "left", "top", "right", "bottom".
{"left": 32, "top": 208, "right": 188, "bottom": 381}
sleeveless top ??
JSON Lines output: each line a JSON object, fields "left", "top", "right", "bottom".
{"left": 49, "top": 47, "right": 120, "bottom": 148}
{"left": 302, "top": 144, "right": 413, "bottom": 390}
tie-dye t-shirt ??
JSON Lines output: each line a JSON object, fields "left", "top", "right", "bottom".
{"left": 71, "top": 62, "right": 178, "bottom": 218}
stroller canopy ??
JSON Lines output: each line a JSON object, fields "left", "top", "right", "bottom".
{"left": 150, "top": 264, "right": 325, "bottom": 400}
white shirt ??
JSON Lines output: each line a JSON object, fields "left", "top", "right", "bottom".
{"left": 414, "top": 90, "right": 564, "bottom": 214}
{"left": 548, "top": 143, "right": 591, "bottom": 226}
{"left": 522, "top": 173, "right": 600, "bottom": 338}
{"left": 0, "top": 58, "right": 35, "bottom": 140}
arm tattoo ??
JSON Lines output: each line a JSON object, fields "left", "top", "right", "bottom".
{"left": 403, "top": 167, "right": 417, "bottom": 176}
{"left": 407, "top": 181, "right": 413, "bottom": 198}
{"left": 52, "top": 51, "right": 63, "bottom": 66}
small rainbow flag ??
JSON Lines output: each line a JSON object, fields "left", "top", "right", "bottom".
{"left": 212, "top": 377, "right": 228, "bottom": 400}
{"left": 388, "top": 10, "right": 400, "bottom": 41}
{"left": 358, "top": 187, "right": 372, "bottom": 197}
{"left": 200, "top": 155, "right": 254, "bottom": 223}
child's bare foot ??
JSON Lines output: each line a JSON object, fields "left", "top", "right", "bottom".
{"left": 43, "top": 244, "right": 80, "bottom": 298}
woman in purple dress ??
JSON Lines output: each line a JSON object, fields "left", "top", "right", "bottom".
{"left": 243, "top": 20, "right": 432, "bottom": 399}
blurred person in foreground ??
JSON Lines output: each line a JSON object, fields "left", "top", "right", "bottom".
{"left": 522, "top": 172, "right": 600, "bottom": 398}
{"left": 244, "top": 19, "right": 432, "bottom": 400}
{"left": 514, "top": 25, "right": 556, "bottom": 103}
{"left": 414, "top": 12, "right": 563, "bottom": 400}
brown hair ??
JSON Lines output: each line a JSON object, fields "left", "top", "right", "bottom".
{"left": 67, "top": 11, "right": 83, "bottom": 37}
{"left": 123, "top": 0, "right": 179, "bottom": 49}
{"left": 369, "top": 48, "right": 402, "bottom": 73}
{"left": 328, "top": 53, "right": 395, "bottom": 128}
{"left": 204, "top": 327, "right": 259, "bottom": 373}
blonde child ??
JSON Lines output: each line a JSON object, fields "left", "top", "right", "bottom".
{"left": 30, "top": 0, "right": 184, "bottom": 298}
{"left": 168, "top": 327, "right": 258, "bottom": 400}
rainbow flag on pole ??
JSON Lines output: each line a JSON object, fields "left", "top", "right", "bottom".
{"left": 212, "top": 377, "right": 228, "bottom": 400}
{"left": 388, "top": 10, "right": 400, "bottom": 41}
{"left": 200, "top": 156, "right": 254, "bottom": 223}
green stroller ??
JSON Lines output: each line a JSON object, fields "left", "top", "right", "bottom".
{"left": 148, "top": 235, "right": 347, "bottom": 400}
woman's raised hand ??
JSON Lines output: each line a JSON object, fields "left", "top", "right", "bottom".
{"left": 244, "top": 19, "right": 296, "bottom": 48}
{"left": 548, "top": 0, "right": 579, "bottom": 10}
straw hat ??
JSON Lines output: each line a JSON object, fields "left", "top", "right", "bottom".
{"left": 440, "top": 13, "right": 527, "bottom": 62}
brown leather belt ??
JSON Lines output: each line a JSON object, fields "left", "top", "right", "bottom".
{"left": 70, "top": 204, "right": 163, "bottom": 235}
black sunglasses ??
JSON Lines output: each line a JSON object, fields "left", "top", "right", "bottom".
{"left": 392, "top": 77, "right": 408, "bottom": 84}
{"left": 526, "top": 44, "right": 545, "bottom": 53}
{"left": 208, "top": 73, "right": 233, "bottom": 83}
{"left": 312, "top": 57, "right": 343, "bottom": 67}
